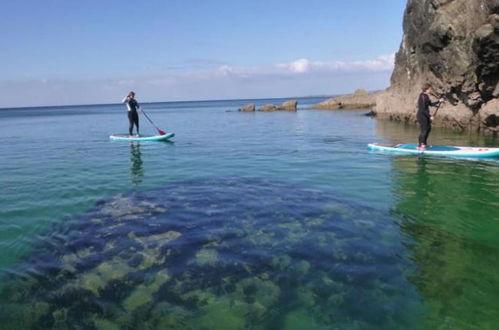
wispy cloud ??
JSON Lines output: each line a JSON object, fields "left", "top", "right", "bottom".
{"left": 279, "top": 58, "right": 311, "bottom": 73}
{"left": 275, "top": 53, "right": 395, "bottom": 74}
{"left": 0, "top": 54, "right": 395, "bottom": 107}
{"left": 195, "top": 53, "right": 395, "bottom": 79}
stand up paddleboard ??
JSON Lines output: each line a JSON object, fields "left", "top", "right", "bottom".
{"left": 368, "top": 143, "right": 499, "bottom": 158}
{"left": 110, "top": 132, "right": 175, "bottom": 142}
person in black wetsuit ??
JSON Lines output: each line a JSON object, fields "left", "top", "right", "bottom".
{"left": 122, "top": 91, "right": 140, "bottom": 136}
{"left": 417, "top": 84, "right": 444, "bottom": 149}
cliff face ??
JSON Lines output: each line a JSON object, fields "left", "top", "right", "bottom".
{"left": 376, "top": 0, "right": 499, "bottom": 135}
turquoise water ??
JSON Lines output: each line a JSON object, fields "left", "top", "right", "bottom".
{"left": 1, "top": 98, "right": 498, "bottom": 329}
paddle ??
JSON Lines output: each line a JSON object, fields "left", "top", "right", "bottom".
{"left": 140, "top": 108, "right": 167, "bottom": 135}
{"left": 432, "top": 94, "right": 445, "bottom": 118}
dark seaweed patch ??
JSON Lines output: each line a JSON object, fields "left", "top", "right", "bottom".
{"left": 0, "top": 177, "right": 414, "bottom": 329}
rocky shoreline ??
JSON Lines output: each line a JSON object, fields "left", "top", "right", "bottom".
{"left": 313, "top": 89, "right": 379, "bottom": 110}
{"left": 375, "top": 0, "right": 499, "bottom": 136}
{"left": 237, "top": 92, "right": 382, "bottom": 113}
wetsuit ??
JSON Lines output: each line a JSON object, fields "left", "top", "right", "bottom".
{"left": 417, "top": 93, "right": 440, "bottom": 146}
{"left": 122, "top": 97, "right": 140, "bottom": 135}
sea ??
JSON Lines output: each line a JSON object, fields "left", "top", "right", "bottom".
{"left": 1, "top": 97, "right": 498, "bottom": 329}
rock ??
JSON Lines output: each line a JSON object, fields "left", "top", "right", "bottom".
{"left": 133, "top": 231, "right": 181, "bottom": 247}
{"left": 258, "top": 104, "right": 278, "bottom": 112}
{"left": 98, "top": 195, "right": 163, "bottom": 221}
{"left": 354, "top": 88, "right": 368, "bottom": 96}
{"left": 376, "top": 0, "right": 499, "bottom": 135}
{"left": 480, "top": 98, "right": 499, "bottom": 135}
{"left": 238, "top": 103, "right": 255, "bottom": 112}
{"left": 190, "top": 248, "right": 219, "bottom": 267}
{"left": 283, "top": 309, "right": 327, "bottom": 330}
{"left": 78, "top": 256, "right": 133, "bottom": 295}
{"left": 123, "top": 270, "right": 170, "bottom": 312}
{"left": 278, "top": 100, "right": 298, "bottom": 111}
{"left": 258, "top": 100, "right": 298, "bottom": 111}
{"left": 313, "top": 90, "right": 379, "bottom": 110}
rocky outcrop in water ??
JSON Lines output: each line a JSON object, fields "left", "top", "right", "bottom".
{"left": 279, "top": 100, "right": 298, "bottom": 110}
{"left": 314, "top": 89, "right": 379, "bottom": 110}
{"left": 238, "top": 103, "right": 255, "bottom": 112}
{"left": 376, "top": 0, "right": 499, "bottom": 135}
{"left": 258, "top": 100, "right": 298, "bottom": 111}
{"left": 259, "top": 104, "right": 278, "bottom": 112}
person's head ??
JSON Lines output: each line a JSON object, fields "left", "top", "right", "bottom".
{"left": 128, "top": 91, "right": 136, "bottom": 98}
{"left": 422, "top": 83, "right": 432, "bottom": 93}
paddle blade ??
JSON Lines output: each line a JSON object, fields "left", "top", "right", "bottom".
{"left": 158, "top": 129, "right": 167, "bottom": 135}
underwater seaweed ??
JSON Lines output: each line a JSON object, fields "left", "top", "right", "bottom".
{"left": 0, "top": 177, "right": 416, "bottom": 330}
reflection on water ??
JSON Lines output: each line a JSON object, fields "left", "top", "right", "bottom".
{"left": 0, "top": 177, "right": 419, "bottom": 330}
{"left": 130, "top": 143, "right": 143, "bottom": 185}
{"left": 392, "top": 156, "right": 499, "bottom": 329}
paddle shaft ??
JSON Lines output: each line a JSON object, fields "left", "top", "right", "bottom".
{"left": 140, "top": 108, "right": 166, "bottom": 135}
{"left": 431, "top": 94, "right": 445, "bottom": 118}
{"left": 433, "top": 102, "right": 442, "bottom": 117}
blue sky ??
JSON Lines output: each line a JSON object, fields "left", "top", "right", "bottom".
{"left": 0, "top": 0, "right": 406, "bottom": 107}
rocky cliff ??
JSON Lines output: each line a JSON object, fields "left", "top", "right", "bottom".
{"left": 376, "top": 0, "right": 499, "bottom": 135}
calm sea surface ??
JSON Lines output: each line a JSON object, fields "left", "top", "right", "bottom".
{"left": 1, "top": 97, "right": 498, "bottom": 329}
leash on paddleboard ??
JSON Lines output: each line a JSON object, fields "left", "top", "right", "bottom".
{"left": 140, "top": 108, "right": 167, "bottom": 135}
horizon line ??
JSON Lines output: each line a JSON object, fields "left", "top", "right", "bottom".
{"left": 0, "top": 94, "right": 347, "bottom": 111}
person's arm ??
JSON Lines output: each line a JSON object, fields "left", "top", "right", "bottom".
{"left": 430, "top": 97, "right": 445, "bottom": 107}
{"left": 122, "top": 96, "right": 132, "bottom": 111}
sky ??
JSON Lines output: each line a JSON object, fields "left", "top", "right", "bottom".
{"left": 0, "top": 0, "right": 407, "bottom": 107}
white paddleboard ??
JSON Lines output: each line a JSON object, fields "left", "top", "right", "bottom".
{"left": 368, "top": 143, "right": 499, "bottom": 158}
{"left": 110, "top": 132, "right": 175, "bottom": 141}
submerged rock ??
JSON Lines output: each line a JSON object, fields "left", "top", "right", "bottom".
{"left": 123, "top": 270, "right": 170, "bottom": 312}
{"left": 98, "top": 194, "right": 167, "bottom": 221}
{"left": 283, "top": 309, "right": 330, "bottom": 330}
{"left": 0, "top": 177, "right": 412, "bottom": 329}
{"left": 190, "top": 248, "right": 219, "bottom": 267}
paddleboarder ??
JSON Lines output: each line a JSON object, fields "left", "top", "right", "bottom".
{"left": 417, "top": 84, "right": 444, "bottom": 150}
{"left": 122, "top": 91, "right": 140, "bottom": 137}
